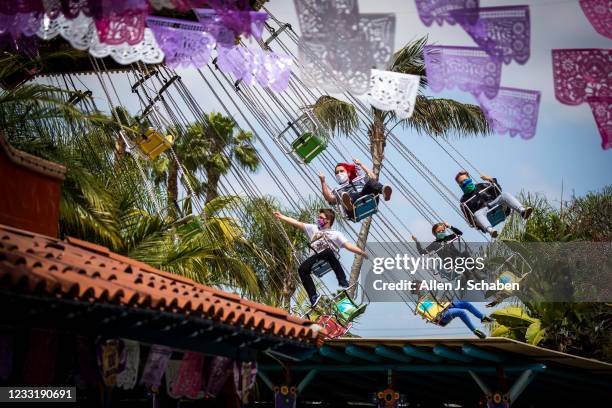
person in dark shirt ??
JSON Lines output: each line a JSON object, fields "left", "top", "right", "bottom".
{"left": 412, "top": 222, "right": 470, "bottom": 280}
{"left": 455, "top": 171, "right": 532, "bottom": 238}
{"left": 411, "top": 222, "right": 464, "bottom": 256}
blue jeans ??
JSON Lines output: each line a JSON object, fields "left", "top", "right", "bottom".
{"left": 439, "top": 301, "right": 484, "bottom": 332}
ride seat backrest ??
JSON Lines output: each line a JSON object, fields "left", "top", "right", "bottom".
{"left": 486, "top": 204, "right": 507, "bottom": 227}
{"left": 333, "top": 175, "right": 366, "bottom": 198}
{"left": 462, "top": 183, "right": 505, "bottom": 227}
{"left": 312, "top": 259, "right": 332, "bottom": 278}
{"left": 309, "top": 236, "right": 339, "bottom": 278}
{"left": 316, "top": 315, "right": 351, "bottom": 338}
{"left": 137, "top": 128, "right": 172, "bottom": 159}
{"left": 352, "top": 194, "right": 379, "bottom": 221}
{"left": 416, "top": 295, "right": 450, "bottom": 323}
{"left": 291, "top": 130, "right": 326, "bottom": 164}
{"left": 333, "top": 292, "right": 367, "bottom": 322}
{"left": 498, "top": 271, "right": 519, "bottom": 284}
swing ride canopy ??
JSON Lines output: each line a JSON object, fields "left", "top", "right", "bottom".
{"left": 257, "top": 337, "right": 612, "bottom": 405}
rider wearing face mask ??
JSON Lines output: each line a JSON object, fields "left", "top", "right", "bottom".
{"left": 318, "top": 158, "right": 392, "bottom": 213}
{"left": 456, "top": 171, "right": 532, "bottom": 238}
{"left": 273, "top": 209, "right": 368, "bottom": 307}
{"left": 411, "top": 222, "right": 464, "bottom": 256}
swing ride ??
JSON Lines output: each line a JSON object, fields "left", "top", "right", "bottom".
{"left": 9, "top": 2, "right": 538, "bottom": 346}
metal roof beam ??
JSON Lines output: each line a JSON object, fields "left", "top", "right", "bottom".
{"left": 462, "top": 344, "right": 505, "bottom": 363}
{"left": 345, "top": 345, "right": 382, "bottom": 362}
{"left": 258, "top": 364, "right": 547, "bottom": 373}
{"left": 375, "top": 345, "right": 412, "bottom": 362}
{"left": 434, "top": 345, "right": 474, "bottom": 363}
{"left": 319, "top": 345, "right": 353, "bottom": 363}
{"left": 508, "top": 369, "right": 538, "bottom": 405}
{"left": 402, "top": 345, "right": 443, "bottom": 363}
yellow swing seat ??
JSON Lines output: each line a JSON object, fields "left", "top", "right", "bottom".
{"left": 135, "top": 127, "right": 174, "bottom": 160}
{"left": 415, "top": 295, "right": 451, "bottom": 325}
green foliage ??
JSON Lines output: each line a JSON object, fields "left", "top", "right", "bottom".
{"left": 0, "top": 54, "right": 268, "bottom": 299}
{"left": 309, "top": 95, "right": 359, "bottom": 137}
{"left": 492, "top": 186, "right": 612, "bottom": 362}
{"left": 490, "top": 307, "right": 545, "bottom": 346}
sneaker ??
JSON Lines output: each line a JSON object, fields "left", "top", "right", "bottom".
{"left": 341, "top": 192, "right": 354, "bottom": 213}
{"left": 338, "top": 280, "right": 350, "bottom": 289}
{"left": 473, "top": 329, "right": 487, "bottom": 339}
{"left": 521, "top": 207, "right": 533, "bottom": 220}
{"left": 382, "top": 185, "right": 392, "bottom": 201}
{"left": 488, "top": 228, "right": 499, "bottom": 238}
{"left": 310, "top": 294, "right": 322, "bottom": 307}
{"left": 481, "top": 316, "right": 496, "bottom": 323}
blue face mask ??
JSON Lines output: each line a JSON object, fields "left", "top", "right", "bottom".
{"left": 460, "top": 178, "right": 476, "bottom": 193}
{"left": 317, "top": 218, "right": 326, "bottom": 228}
{"left": 435, "top": 231, "right": 447, "bottom": 240}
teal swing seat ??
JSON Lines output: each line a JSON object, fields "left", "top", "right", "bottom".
{"left": 486, "top": 204, "right": 507, "bottom": 226}
{"left": 462, "top": 183, "right": 510, "bottom": 231}
{"left": 332, "top": 287, "right": 368, "bottom": 324}
{"left": 333, "top": 175, "right": 380, "bottom": 222}
{"left": 350, "top": 194, "right": 379, "bottom": 222}
{"left": 277, "top": 112, "right": 328, "bottom": 164}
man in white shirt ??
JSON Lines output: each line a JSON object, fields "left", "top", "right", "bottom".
{"left": 273, "top": 208, "right": 368, "bottom": 306}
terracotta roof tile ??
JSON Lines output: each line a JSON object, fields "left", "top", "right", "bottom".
{"left": 0, "top": 224, "right": 324, "bottom": 345}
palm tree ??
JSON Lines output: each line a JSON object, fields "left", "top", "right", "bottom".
{"left": 153, "top": 112, "right": 260, "bottom": 217}
{"left": 309, "top": 38, "right": 491, "bottom": 294}
{"left": 198, "top": 112, "right": 259, "bottom": 203}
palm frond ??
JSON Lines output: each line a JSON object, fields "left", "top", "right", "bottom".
{"left": 404, "top": 96, "right": 492, "bottom": 137}
{"left": 389, "top": 36, "right": 428, "bottom": 87}
{"left": 309, "top": 95, "right": 359, "bottom": 136}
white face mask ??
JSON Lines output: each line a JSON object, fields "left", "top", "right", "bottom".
{"left": 336, "top": 172, "right": 349, "bottom": 184}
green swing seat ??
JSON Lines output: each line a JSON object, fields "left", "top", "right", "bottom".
{"left": 278, "top": 112, "right": 328, "bottom": 164}
{"left": 332, "top": 290, "right": 367, "bottom": 323}
{"left": 290, "top": 130, "right": 327, "bottom": 164}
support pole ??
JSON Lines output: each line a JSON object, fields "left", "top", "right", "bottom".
{"left": 297, "top": 370, "right": 318, "bottom": 394}
{"left": 257, "top": 371, "right": 274, "bottom": 391}
{"left": 508, "top": 369, "right": 537, "bottom": 405}
{"left": 468, "top": 370, "right": 492, "bottom": 396}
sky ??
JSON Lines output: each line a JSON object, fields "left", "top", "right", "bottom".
{"left": 54, "top": 0, "right": 611, "bottom": 338}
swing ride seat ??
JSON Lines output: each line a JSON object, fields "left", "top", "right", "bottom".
{"left": 415, "top": 295, "right": 451, "bottom": 325}
{"left": 462, "top": 183, "right": 509, "bottom": 230}
{"left": 332, "top": 288, "right": 367, "bottom": 324}
{"left": 485, "top": 270, "right": 523, "bottom": 307}
{"left": 309, "top": 236, "right": 340, "bottom": 278}
{"left": 486, "top": 203, "right": 507, "bottom": 226}
{"left": 312, "top": 259, "right": 333, "bottom": 278}
{"left": 135, "top": 128, "right": 174, "bottom": 160}
{"left": 427, "top": 235, "right": 460, "bottom": 279}
{"left": 316, "top": 315, "right": 352, "bottom": 339}
{"left": 485, "top": 251, "right": 533, "bottom": 301}
{"left": 349, "top": 194, "right": 379, "bottom": 222}
{"left": 484, "top": 270, "right": 519, "bottom": 296}
{"left": 277, "top": 112, "right": 328, "bottom": 164}
{"left": 290, "top": 130, "right": 327, "bottom": 164}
